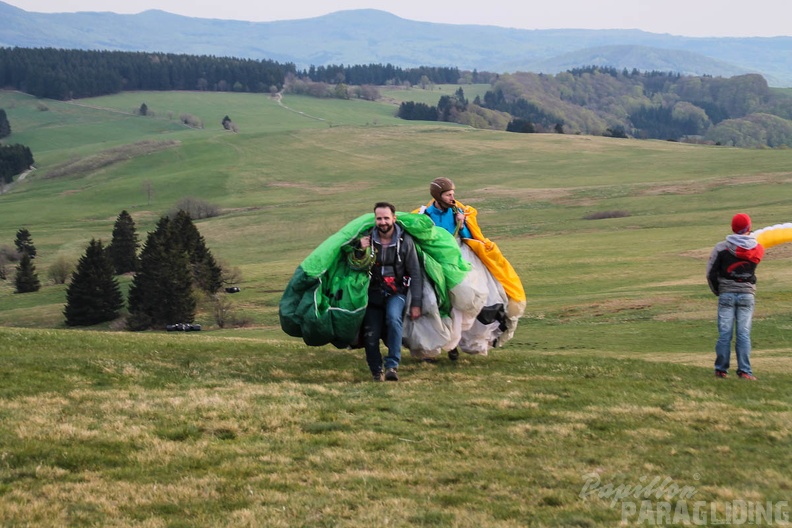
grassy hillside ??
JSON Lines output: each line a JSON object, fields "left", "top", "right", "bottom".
{"left": 3, "top": 86, "right": 792, "bottom": 356}
{"left": 2, "top": 89, "right": 792, "bottom": 526}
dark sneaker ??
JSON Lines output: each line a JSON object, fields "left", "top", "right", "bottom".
{"left": 384, "top": 368, "right": 399, "bottom": 381}
{"left": 372, "top": 371, "right": 383, "bottom": 382}
{"left": 737, "top": 371, "right": 757, "bottom": 381}
{"left": 448, "top": 348, "right": 460, "bottom": 361}
{"left": 715, "top": 370, "right": 728, "bottom": 378}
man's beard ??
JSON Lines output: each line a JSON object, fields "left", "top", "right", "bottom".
{"left": 377, "top": 224, "right": 394, "bottom": 235}
{"left": 438, "top": 199, "right": 455, "bottom": 211}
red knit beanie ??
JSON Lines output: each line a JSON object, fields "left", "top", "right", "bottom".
{"left": 731, "top": 213, "right": 751, "bottom": 234}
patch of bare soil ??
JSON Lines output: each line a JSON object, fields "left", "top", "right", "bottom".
{"left": 472, "top": 172, "right": 792, "bottom": 207}
{"left": 557, "top": 298, "right": 656, "bottom": 321}
{"left": 268, "top": 181, "right": 370, "bottom": 195}
{"left": 44, "top": 140, "right": 181, "bottom": 180}
{"left": 678, "top": 248, "right": 712, "bottom": 260}
{"left": 636, "top": 173, "right": 792, "bottom": 197}
{"left": 588, "top": 298, "right": 654, "bottom": 316}
{"left": 475, "top": 186, "right": 573, "bottom": 203}
{"left": 763, "top": 244, "right": 792, "bottom": 259}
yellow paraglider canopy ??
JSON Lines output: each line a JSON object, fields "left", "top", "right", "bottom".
{"left": 754, "top": 223, "right": 792, "bottom": 249}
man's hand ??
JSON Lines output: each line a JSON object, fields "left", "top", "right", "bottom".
{"left": 455, "top": 212, "right": 465, "bottom": 225}
{"left": 360, "top": 235, "right": 371, "bottom": 249}
{"left": 409, "top": 306, "right": 421, "bottom": 320}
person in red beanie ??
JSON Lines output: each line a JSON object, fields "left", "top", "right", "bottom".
{"left": 706, "top": 213, "right": 765, "bottom": 380}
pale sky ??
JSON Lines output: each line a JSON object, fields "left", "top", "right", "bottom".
{"left": 4, "top": 0, "right": 791, "bottom": 38}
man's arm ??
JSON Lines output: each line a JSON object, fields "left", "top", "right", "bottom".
{"left": 706, "top": 247, "right": 720, "bottom": 295}
{"left": 403, "top": 235, "right": 423, "bottom": 318}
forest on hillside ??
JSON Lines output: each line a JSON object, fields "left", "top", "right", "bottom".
{"left": 2, "top": 47, "right": 792, "bottom": 147}
{"left": 0, "top": 47, "right": 460, "bottom": 100}
{"left": 481, "top": 68, "right": 792, "bottom": 147}
{"left": 397, "top": 67, "right": 792, "bottom": 148}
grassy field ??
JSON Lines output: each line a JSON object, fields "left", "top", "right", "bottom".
{"left": 379, "top": 84, "right": 493, "bottom": 106}
{"left": 2, "top": 88, "right": 792, "bottom": 526}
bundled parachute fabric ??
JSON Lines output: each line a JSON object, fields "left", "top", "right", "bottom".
{"left": 413, "top": 200, "right": 526, "bottom": 355}
{"left": 279, "top": 212, "right": 470, "bottom": 348}
{"left": 404, "top": 243, "right": 491, "bottom": 357}
{"left": 753, "top": 223, "right": 792, "bottom": 249}
{"left": 458, "top": 201, "right": 526, "bottom": 308}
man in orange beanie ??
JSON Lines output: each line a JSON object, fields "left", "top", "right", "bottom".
{"left": 706, "top": 213, "right": 764, "bottom": 380}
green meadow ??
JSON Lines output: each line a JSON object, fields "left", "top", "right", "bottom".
{"left": 1, "top": 86, "right": 792, "bottom": 526}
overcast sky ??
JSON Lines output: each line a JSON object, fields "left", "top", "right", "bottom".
{"left": 5, "top": 0, "right": 791, "bottom": 38}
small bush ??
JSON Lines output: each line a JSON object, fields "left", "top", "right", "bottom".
{"left": 48, "top": 255, "right": 74, "bottom": 285}
{"left": 219, "top": 259, "right": 243, "bottom": 286}
{"left": 179, "top": 113, "right": 204, "bottom": 128}
{"left": 0, "top": 245, "right": 19, "bottom": 279}
{"left": 583, "top": 210, "right": 631, "bottom": 220}
{"left": 170, "top": 197, "right": 220, "bottom": 220}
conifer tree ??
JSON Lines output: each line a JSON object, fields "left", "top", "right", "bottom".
{"left": 170, "top": 210, "right": 223, "bottom": 293}
{"left": 127, "top": 217, "right": 196, "bottom": 330}
{"left": 0, "top": 109, "right": 10, "bottom": 139}
{"left": 107, "top": 210, "right": 139, "bottom": 274}
{"left": 14, "top": 227, "right": 36, "bottom": 259}
{"left": 14, "top": 252, "right": 40, "bottom": 293}
{"left": 64, "top": 239, "right": 124, "bottom": 326}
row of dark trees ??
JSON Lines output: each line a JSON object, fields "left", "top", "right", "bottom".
{"left": 397, "top": 101, "right": 439, "bottom": 121}
{"left": 300, "top": 64, "right": 461, "bottom": 86}
{"left": 62, "top": 210, "right": 223, "bottom": 329}
{"left": 0, "top": 47, "right": 293, "bottom": 100}
{"left": 0, "top": 47, "right": 469, "bottom": 101}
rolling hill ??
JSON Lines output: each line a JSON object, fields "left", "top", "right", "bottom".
{"left": 1, "top": 2, "right": 791, "bottom": 86}
{"left": 2, "top": 86, "right": 792, "bottom": 526}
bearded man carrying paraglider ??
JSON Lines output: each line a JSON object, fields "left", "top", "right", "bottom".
{"left": 279, "top": 201, "right": 472, "bottom": 382}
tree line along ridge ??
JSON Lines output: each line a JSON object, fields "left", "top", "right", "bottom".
{"left": 2, "top": 47, "right": 792, "bottom": 148}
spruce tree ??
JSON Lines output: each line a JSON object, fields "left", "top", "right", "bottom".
{"left": 127, "top": 217, "right": 196, "bottom": 330}
{"left": 14, "top": 228, "right": 36, "bottom": 259}
{"left": 170, "top": 210, "right": 223, "bottom": 293}
{"left": 64, "top": 239, "right": 124, "bottom": 326}
{"left": 14, "top": 252, "right": 40, "bottom": 293}
{"left": 0, "top": 109, "right": 10, "bottom": 139}
{"left": 107, "top": 210, "right": 139, "bottom": 274}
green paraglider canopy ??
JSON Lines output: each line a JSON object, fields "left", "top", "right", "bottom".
{"left": 279, "top": 212, "right": 470, "bottom": 348}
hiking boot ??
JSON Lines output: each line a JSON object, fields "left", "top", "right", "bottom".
{"left": 372, "top": 371, "right": 383, "bottom": 382}
{"left": 737, "top": 371, "right": 757, "bottom": 381}
{"left": 384, "top": 368, "right": 399, "bottom": 381}
{"left": 448, "top": 348, "right": 460, "bottom": 361}
{"left": 715, "top": 370, "right": 728, "bottom": 379}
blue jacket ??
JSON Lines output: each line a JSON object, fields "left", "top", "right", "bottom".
{"left": 425, "top": 203, "right": 472, "bottom": 239}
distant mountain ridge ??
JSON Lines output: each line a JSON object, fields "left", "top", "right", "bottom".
{"left": 1, "top": 2, "right": 791, "bottom": 87}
